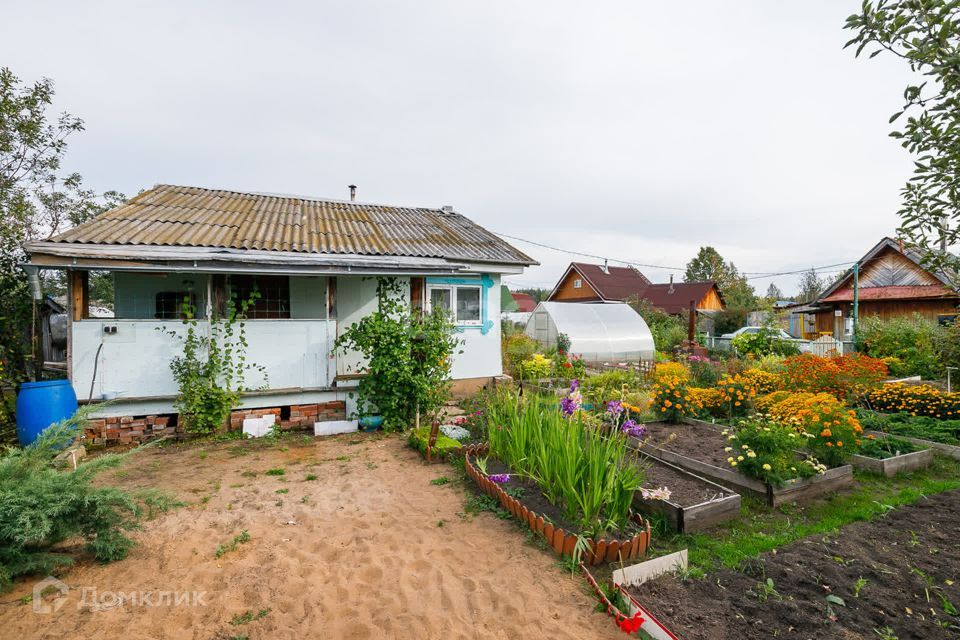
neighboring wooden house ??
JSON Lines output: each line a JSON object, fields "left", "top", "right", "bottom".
{"left": 794, "top": 237, "right": 959, "bottom": 339}
{"left": 24, "top": 184, "right": 535, "bottom": 443}
{"left": 547, "top": 261, "right": 725, "bottom": 315}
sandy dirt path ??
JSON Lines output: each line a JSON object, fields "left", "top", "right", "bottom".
{"left": 0, "top": 432, "right": 622, "bottom": 639}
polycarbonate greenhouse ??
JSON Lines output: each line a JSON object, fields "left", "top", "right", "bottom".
{"left": 524, "top": 301, "right": 656, "bottom": 362}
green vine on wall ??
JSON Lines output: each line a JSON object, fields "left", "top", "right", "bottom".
{"left": 161, "top": 290, "right": 267, "bottom": 435}
{"left": 333, "top": 278, "right": 462, "bottom": 432}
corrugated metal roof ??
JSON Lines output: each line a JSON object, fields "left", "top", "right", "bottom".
{"left": 46, "top": 184, "right": 537, "bottom": 266}
{"left": 821, "top": 284, "right": 959, "bottom": 302}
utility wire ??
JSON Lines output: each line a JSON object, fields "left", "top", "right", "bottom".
{"left": 496, "top": 231, "right": 858, "bottom": 283}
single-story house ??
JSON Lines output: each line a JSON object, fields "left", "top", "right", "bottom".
{"left": 24, "top": 184, "right": 535, "bottom": 444}
{"left": 546, "top": 261, "right": 725, "bottom": 315}
{"left": 790, "top": 237, "right": 959, "bottom": 339}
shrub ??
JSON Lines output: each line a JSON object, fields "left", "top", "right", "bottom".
{"left": 686, "top": 355, "right": 723, "bottom": 387}
{"left": 866, "top": 383, "right": 960, "bottom": 420}
{"left": 649, "top": 362, "right": 690, "bottom": 385}
{"left": 0, "top": 411, "right": 140, "bottom": 589}
{"left": 731, "top": 328, "right": 800, "bottom": 358}
{"left": 717, "top": 373, "right": 759, "bottom": 418}
{"left": 502, "top": 332, "right": 539, "bottom": 378}
{"left": 484, "top": 392, "right": 642, "bottom": 535}
{"left": 758, "top": 391, "right": 863, "bottom": 467}
{"left": 649, "top": 376, "right": 692, "bottom": 423}
{"left": 407, "top": 427, "right": 462, "bottom": 456}
{"left": 720, "top": 417, "right": 822, "bottom": 486}
{"left": 858, "top": 314, "right": 943, "bottom": 378}
{"left": 780, "top": 354, "right": 888, "bottom": 401}
{"left": 740, "top": 369, "right": 780, "bottom": 395}
{"left": 751, "top": 354, "right": 788, "bottom": 374}
{"left": 333, "top": 278, "right": 461, "bottom": 431}
{"left": 687, "top": 386, "right": 725, "bottom": 418}
{"left": 581, "top": 369, "right": 641, "bottom": 406}
{"left": 518, "top": 353, "right": 552, "bottom": 381}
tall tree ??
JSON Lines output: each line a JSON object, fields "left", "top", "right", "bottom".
{"left": 765, "top": 283, "right": 784, "bottom": 300}
{"left": 796, "top": 268, "right": 826, "bottom": 303}
{"left": 0, "top": 67, "right": 122, "bottom": 384}
{"left": 684, "top": 247, "right": 735, "bottom": 287}
{"left": 844, "top": 2, "right": 960, "bottom": 286}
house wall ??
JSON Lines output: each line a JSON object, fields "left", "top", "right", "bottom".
{"left": 698, "top": 288, "right": 725, "bottom": 311}
{"left": 812, "top": 299, "right": 959, "bottom": 338}
{"left": 551, "top": 268, "right": 602, "bottom": 301}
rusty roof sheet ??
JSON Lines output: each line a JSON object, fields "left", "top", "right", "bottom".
{"left": 47, "top": 185, "right": 536, "bottom": 266}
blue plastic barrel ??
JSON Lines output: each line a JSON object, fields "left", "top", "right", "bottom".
{"left": 15, "top": 379, "right": 78, "bottom": 447}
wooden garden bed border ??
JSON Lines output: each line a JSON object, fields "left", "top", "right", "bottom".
{"left": 850, "top": 447, "right": 934, "bottom": 477}
{"left": 631, "top": 454, "right": 741, "bottom": 534}
{"left": 462, "top": 445, "right": 651, "bottom": 565}
{"left": 866, "top": 429, "right": 960, "bottom": 461}
{"left": 633, "top": 422, "right": 854, "bottom": 507}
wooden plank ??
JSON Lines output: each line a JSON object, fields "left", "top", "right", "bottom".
{"left": 866, "top": 430, "right": 960, "bottom": 461}
{"left": 70, "top": 271, "right": 89, "bottom": 321}
{"left": 850, "top": 448, "right": 934, "bottom": 477}
{"left": 612, "top": 550, "right": 688, "bottom": 588}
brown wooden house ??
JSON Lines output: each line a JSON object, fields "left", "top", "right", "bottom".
{"left": 797, "top": 237, "right": 959, "bottom": 339}
{"left": 547, "top": 261, "right": 725, "bottom": 315}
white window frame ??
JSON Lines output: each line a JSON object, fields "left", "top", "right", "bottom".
{"left": 425, "top": 284, "right": 483, "bottom": 326}
{"left": 573, "top": 278, "right": 583, "bottom": 289}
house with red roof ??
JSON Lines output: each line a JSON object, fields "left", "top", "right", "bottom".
{"left": 798, "top": 237, "right": 959, "bottom": 339}
{"left": 546, "top": 261, "right": 725, "bottom": 315}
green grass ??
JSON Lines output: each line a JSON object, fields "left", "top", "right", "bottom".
{"left": 649, "top": 456, "right": 960, "bottom": 574}
{"left": 265, "top": 468, "right": 285, "bottom": 476}
{"left": 215, "top": 530, "right": 251, "bottom": 559}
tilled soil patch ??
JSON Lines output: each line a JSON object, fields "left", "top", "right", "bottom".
{"left": 629, "top": 489, "right": 960, "bottom": 640}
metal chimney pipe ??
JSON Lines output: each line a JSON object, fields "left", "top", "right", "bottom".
{"left": 348, "top": 185, "right": 357, "bottom": 201}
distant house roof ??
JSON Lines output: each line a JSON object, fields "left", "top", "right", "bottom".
{"left": 639, "top": 281, "right": 723, "bottom": 314}
{"left": 511, "top": 292, "right": 537, "bottom": 312}
{"left": 817, "top": 237, "right": 958, "bottom": 304}
{"left": 548, "top": 262, "right": 651, "bottom": 302}
{"left": 28, "top": 184, "right": 537, "bottom": 269}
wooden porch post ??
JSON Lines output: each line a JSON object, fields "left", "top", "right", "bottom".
{"left": 70, "top": 271, "right": 89, "bottom": 321}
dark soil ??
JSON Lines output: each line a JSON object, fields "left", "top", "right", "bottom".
{"left": 637, "top": 454, "right": 734, "bottom": 507}
{"left": 628, "top": 490, "right": 960, "bottom": 640}
{"left": 636, "top": 421, "right": 731, "bottom": 467}
{"left": 476, "top": 457, "right": 642, "bottom": 540}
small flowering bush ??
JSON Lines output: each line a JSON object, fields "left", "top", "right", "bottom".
{"left": 780, "top": 354, "right": 888, "bottom": 401}
{"left": 649, "top": 376, "right": 691, "bottom": 424}
{"left": 866, "top": 382, "right": 960, "bottom": 420}
{"left": 581, "top": 369, "right": 640, "bottom": 406}
{"left": 518, "top": 353, "right": 553, "bottom": 381}
{"left": 717, "top": 374, "right": 758, "bottom": 418}
{"left": 740, "top": 368, "right": 780, "bottom": 395}
{"left": 686, "top": 355, "right": 724, "bottom": 387}
{"left": 551, "top": 352, "right": 586, "bottom": 381}
{"left": 649, "top": 361, "right": 691, "bottom": 385}
{"left": 686, "top": 386, "right": 726, "bottom": 418}
{"left": 757, "top": 391, "right": 863, "bottom": 467}
{"left": 721, "top": 416, "right": 823, "bottom": 486}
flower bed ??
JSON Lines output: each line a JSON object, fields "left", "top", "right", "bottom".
{"left": 857, "top": 409, "right": 960, "bottom": 460}
{"left": 632, "top": 455, "right": 741, "bottom": 534}
{"left": 629, "top": 421, "right": 853, "bottom": 507}
{"left": 866, "top": 382, "right": 960, "bottom": 420}
{"left": 463, "top": 450, "right": 651, "bottom": 565}
{"left": 849, "top": 434, "right": 933, "bottom": 477}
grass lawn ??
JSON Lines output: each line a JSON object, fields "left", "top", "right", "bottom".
{"left": 646, "top": 455, "right": 960, "bottom": 576}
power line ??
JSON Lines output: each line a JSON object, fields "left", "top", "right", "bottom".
{"left": 494, "top": 232, "right": 687, "bottom": 272}
{"left": 496, "top": 230, "right": 858, "bottom": 283}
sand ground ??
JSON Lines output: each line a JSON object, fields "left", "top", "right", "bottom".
{"left": 0, "top": 432, "right": 621, "bottom": 639}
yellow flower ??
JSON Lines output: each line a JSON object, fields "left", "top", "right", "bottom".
{"left": 762, "top": 463, "right": 772, "bottom": 471}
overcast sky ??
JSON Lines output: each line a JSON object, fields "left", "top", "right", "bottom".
{"left": 3, "top": 1, "right": 915, "bottom": 295}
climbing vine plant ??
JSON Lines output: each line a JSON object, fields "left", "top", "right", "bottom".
{"left": 162, "top": 290, "right": 267, "bottom": 435}
{"left": 333, "top": 278, "right": 462, "bottom": 432}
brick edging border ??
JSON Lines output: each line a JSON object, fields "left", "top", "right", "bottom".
{"left": 462, "top": 445, "right": 651, "bottom": 565}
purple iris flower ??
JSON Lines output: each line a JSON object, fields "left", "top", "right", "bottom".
{"left": 570, "top": 379, "right": 580, "bottom": 391}
{"left": 621, "top": 419, "right": 647, "bottom": 438}
{"left": 560, "top": 396, "right": 578, "bottom": 417}
{"left": 489, "top": 474, "right": 510, "bottom": 484}
{"left": 606, "top": 400, "right": 624, "bottom": 416}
